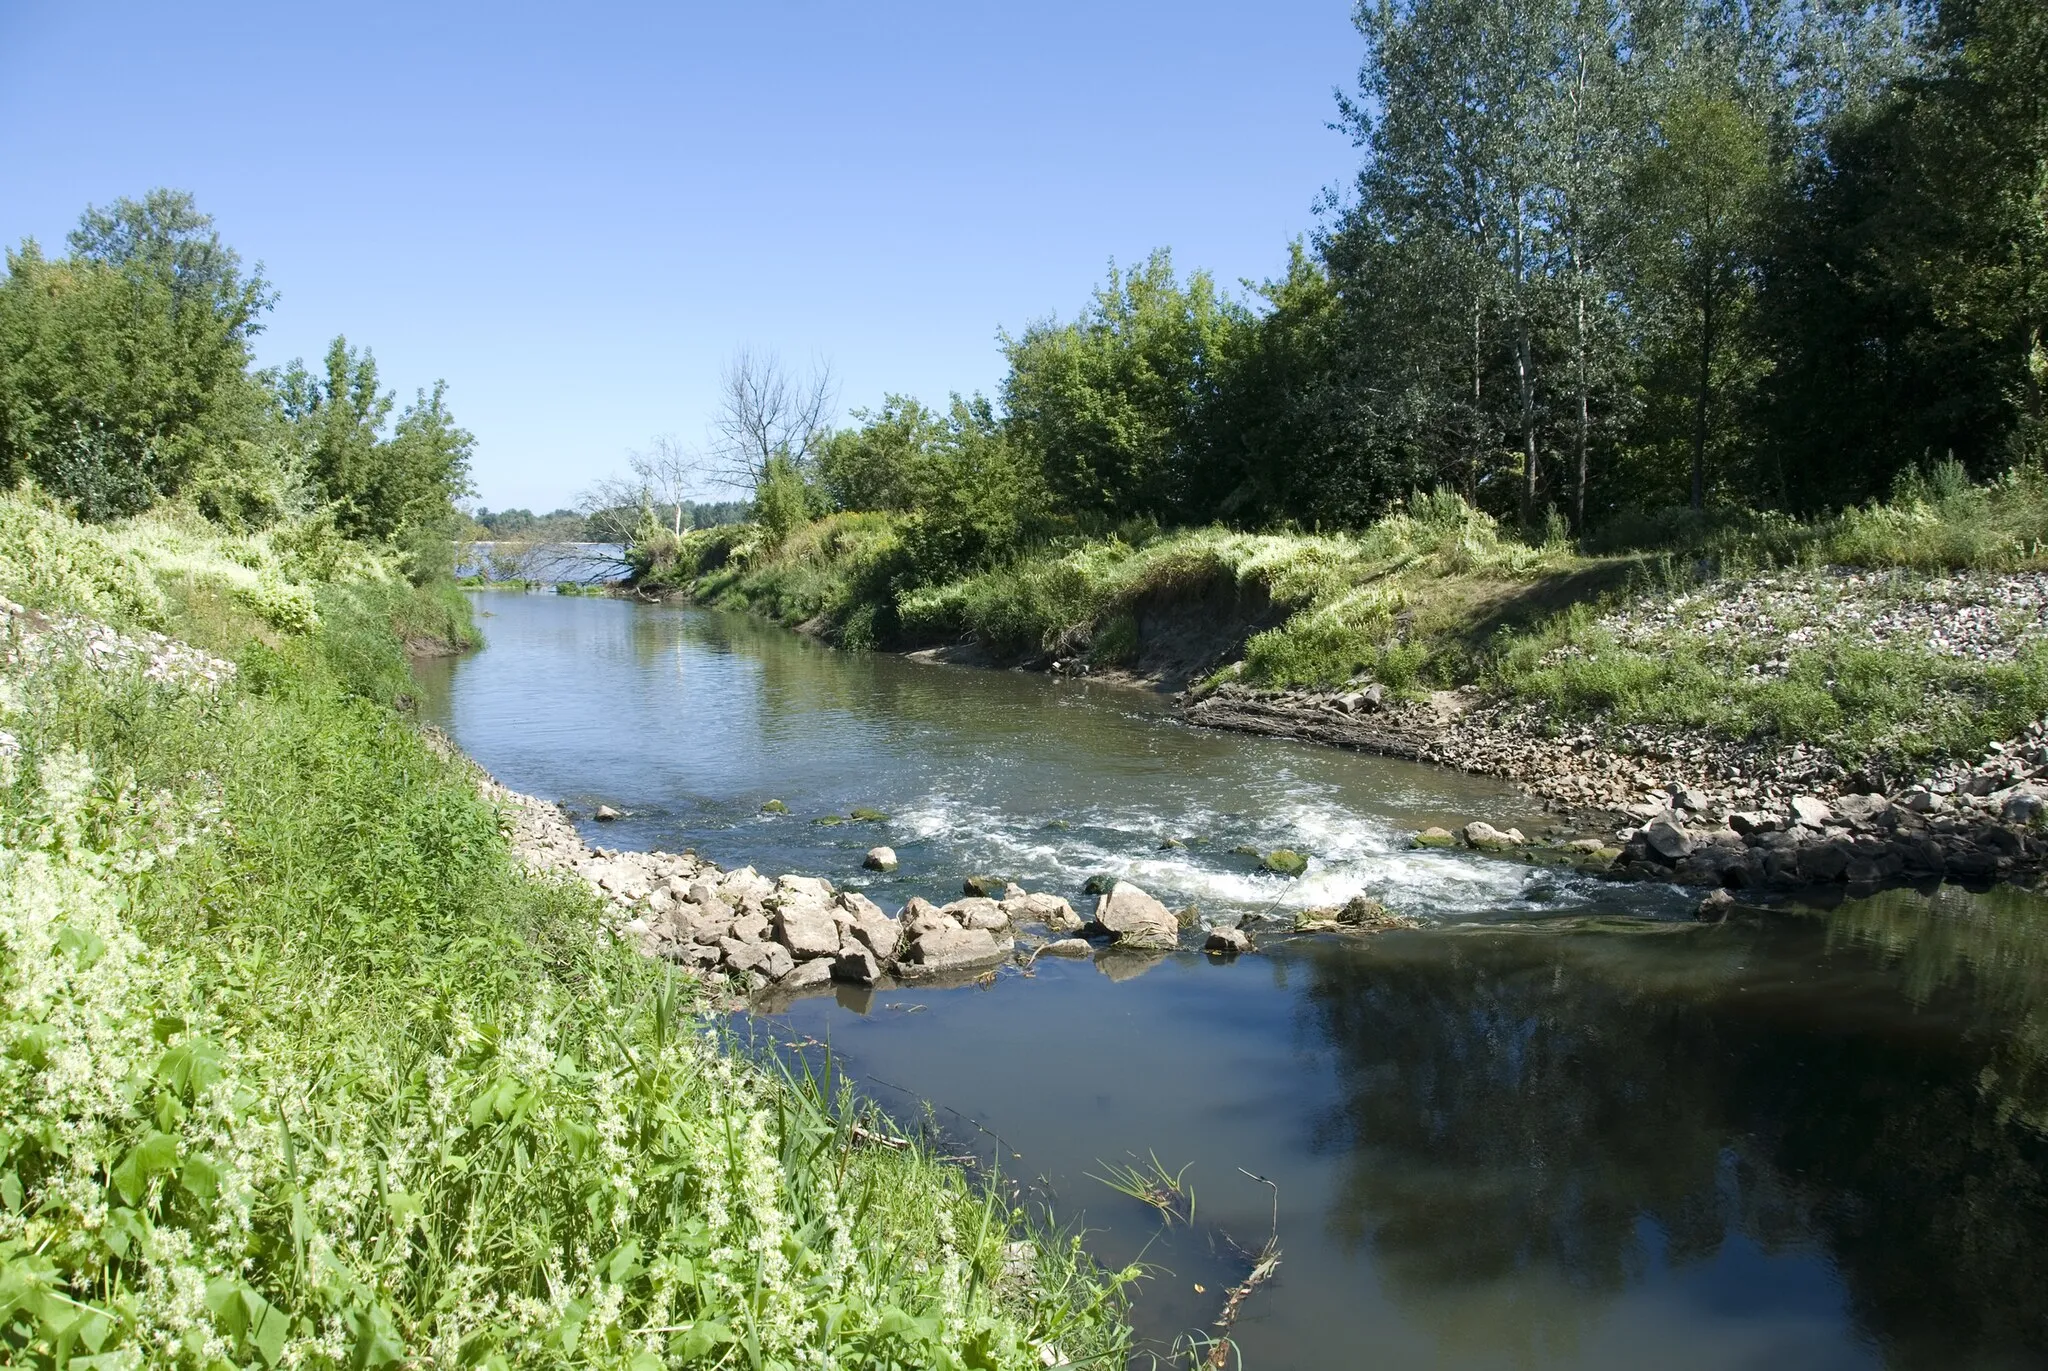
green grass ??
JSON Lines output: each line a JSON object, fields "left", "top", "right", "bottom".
{"left": 0, "top": 496, "right": 1134, "bottom": 1370}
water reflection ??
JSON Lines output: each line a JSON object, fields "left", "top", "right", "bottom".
{"left": 1300, "top": 917, "right": 2048, "bottom": 1368}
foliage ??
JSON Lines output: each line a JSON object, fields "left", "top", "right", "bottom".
{"left": 0, "top": 192, "right": 275, "bottom": 521}
{"left": 0, "top": 500, "right": 1135, "bottom": 1370}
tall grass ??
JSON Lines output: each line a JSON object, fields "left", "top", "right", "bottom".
{"left": 0, "top": 499, "right": 1133, "bottom": 1369}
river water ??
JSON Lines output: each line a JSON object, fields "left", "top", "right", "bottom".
{"left": 415, "top": 593, "right": 2048, "bottom": 1370}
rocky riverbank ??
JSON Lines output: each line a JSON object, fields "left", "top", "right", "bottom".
{"left": 1186, "top": 679, "right": 2048, "bottom": 897}
{"left": 432, "top": 735, "right": 1334, "bottom": 1003}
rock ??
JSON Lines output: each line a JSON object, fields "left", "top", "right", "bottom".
{"left": 1157, "top": 837, "right": 1185, "bottom": 850}
{"left": 728, "top": 912, "right": 770, "bottom": 943}
{"left": 1797, "top": 840, "right": 1851, "bottom": 882}
{"left": 1082, "top": 874, "right": 1117, "bottom": 895}
{"left": 1696, "top": 888, "right": 1736, "bottom": 920}
{"left": 1038, "top": 938, "right": 1094, "bottom": 957}
{"left": 1002, "top": 881, "right": 1028, "bottom": 902}
{"left": 1462, "top": 822, "right": 1525, "bottom": 851}
{"left": 1205, "top": 926, "right": 1252, "bottom": 954}
{"left": 898, "top": 896, "right": 948, "bottom": 933}
{"left": 1361, "top": 683, "right": 1386, "bottom": 710}
{"left": 944, "top": 897, "right": 1011, "bottom": 931}
{"left": 863, "top": 846, "right": 899, "bottom": 872}
{"left": 1790, "top": 795, "right": 1833, "bottom": 829}
{"left": 1338, "top": 895, "right": 1417, "bottom": 929}
{"left": 1834, "top": 793, "right": 1894, "bottom": 826}
{"left": 831, "top": 946, "right": 883, "bottom": 984}
{"left": 772, "top": 905, "right": 842, "bottom": 960}
{"left": 1412, "top": 827, "right": 1457, "bottom": 849}
{"left": 760, "top": 799, "right": 789, "bottom": 814}
{"left": 757, "top": 943, "right": 796, "bottom": 981}
{"left": 1727, "top": 811, "right": 1778, "bottom": 836}
{"left": 902, "top": 922, "right": 1007, "bottom": 972}
{"left": 834, "top": 891, "right": 902, "bottom": 961}
{"left": 1897, "top": 787, "right": 1941, "bottom": 814}
{"left": 1641, "top": 819, "right": 1696, "bottom": 863}
{"left": 962, "top": 874, "right": 1006, "bottom": 898}
{"left": 780, "top": 956, "right": 834, "bottom": 989}
{"left": 720, "top": 937, "right": 770, "bottom": 975}
{"left": 849, "top": 806, "right": 890, "bottom": 822}
{"left": 1089, "top": 881, "right": 1180, "bottom": 950}
{"left": 1006, "top": 891, "right": 1082, "bottom": 933}
{"left": 1674, "top": 789, "right": 1711, "bottom": 813}
{"left": 1262, "top": 849, "right": 1309, "bottom": 876}
{"left": 594, "top": 804, "right": 621, "bottom": 821}
{"left": 2001, "top": 787, "right": 2047, "bottom": 825}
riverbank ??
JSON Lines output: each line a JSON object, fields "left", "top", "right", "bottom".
{"left": 626, "top": 477, "right": 2048, "bottom": 897}
{"left": 0, "top": 493, "right": 1133, "bottom": 1371}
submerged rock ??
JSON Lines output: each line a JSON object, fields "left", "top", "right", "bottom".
{"left": 1037, "top": 938, "right": 1094, "bottom": 957}
{"left": 1411, "top": 827, "right": 1457, "bottom": 849}
{"left": 594, "top": 804, "right": 621, "bottom": 821}
{"left": 760, "top": 799, "right": 789, "bottom": 815}
{"left": 1262, "top": 849, "right": 1309, "bottom": 877}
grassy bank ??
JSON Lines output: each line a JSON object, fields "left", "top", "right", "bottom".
{"left": 0, "top": 494, "right": 1132, "bottom": 1370}
{"left": 638, "top": 466, "right": 2048, "bottom": 774}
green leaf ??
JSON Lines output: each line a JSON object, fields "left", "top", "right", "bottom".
{"left": 241, "top": 1287, "right": 289, "bottom": 1367}
{"left": 0, "top": 1171, "right": 20, "bottom": 1214}
{"left": 605, "top": 1238, "right": 642, "bottom": 1285}
{"left": 349, "top": 1302, "right": 404, "bottom": 1370}
{"left": 672, "top": 1320, "right": 732, "bottom": 1358}
{"left": 111, "top": 1131, "right": 179, "bottom": 1204}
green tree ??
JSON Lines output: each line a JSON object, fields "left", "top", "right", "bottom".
{"left": 1626, "top": 90, "right": 1776, "bottom": 511}
{"left": 818, "top": 395, "right": 949, "bottom": 512}
{"left": 279, "top": 338, "right": 473, "bottom": 541}
{"left": 1002, "top": 250, "right": 1244, "bottom": 523}
{"left": 0, "top": 191, "right": 274, "bottom": 519}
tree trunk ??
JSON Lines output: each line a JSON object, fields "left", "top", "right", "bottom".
{"left": 1692, "top": 286, "right": 1713, "bottom": 513}
{"left": 1470, "top": 295, "right": 1484, "bottom": 502}
{"left": 1517, "top": 330, "right": 1538, "bottom": 524}
{"left": 1575, "top": 283, "right": 1589, "bottom": 532}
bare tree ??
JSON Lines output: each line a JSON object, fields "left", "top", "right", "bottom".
{"left": 710, "top": 348, "right": 837, "bottom": 491}
{"left": 576, "top": 473, "right": 651, "bottom": 546}
{"left": 628, "top": 434, "right": 702, "bottom": 536}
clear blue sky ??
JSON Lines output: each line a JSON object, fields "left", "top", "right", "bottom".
{"left": 2, "top": 1, "right": 1364, "bottom": 512}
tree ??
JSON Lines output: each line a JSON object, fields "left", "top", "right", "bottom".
{"left": 1002, "top": 250, "right": 1243, "bottom": 523}
{"left": 0, "top": 191, "right": 275, "bottom": 518}
{"left": 818, "top": 395, "right": 949, "bottom": 513}
{"left": 1627, "top": 90, "right": 1775, "bottom": 511}
{"left": 709, "top": 349, "right": 836, "bottom": 494}
{"left": 628, "top": 434, "right": 703, "bottom": 537}
{"left": 278, "top": 338, "right": 472, "bottom": 541}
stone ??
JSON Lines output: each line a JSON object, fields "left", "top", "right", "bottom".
{"left": 944, "top": 897, "right": 1011, "bottom": 931}
{"left": 1002, "top": 881, "right": 1029, "bottom": 901}
{"left": 831, "top": 946, "right": 883, "bottom": 984}
{"left": 1090, "top": 881, "right": 1180, "bottom": 950}
{"left": 1411, "top": 827, "right": 1457, "bottom": 849}
{"left": 1262, "top": 849, "right": 1309, "bottom": 876}
{"left": 780, "top": 956, "right": 834, "bottom": 989}
{"left": 1037, "top": 939, "right": 1095, "bottom": 957}
{"left": 962, "top": 874, "right": 1006, "bottom": 897}
{"left": 898, "top": 896, "right": 948, "bottom": 933}
{"left": 834, "top": 891, "right": 901, "bottom": 961}
{"left": 902, "top": 922, "right": 1006, "bottom": 972}
{"left": 1205, "top": 926, "right": 1252, "bottom": 954}
{"left": 1834, "top": 793, "right": 1895, "bottom": 827}
{"left": 1797, "top": 840, "right": 1851, "bottom": 882}
{"left": 728, "top": 912, "right": 770, "bottom": 943}
{"left": 1674, "top": 789, "right": 1711, "bottom": 813}
{"left": 1337, "top": 894, "right": 1417, "bottom": 930}
{"left": 1462, "top": 822, "right": 1524, "bottom": 851}
{"left": 756, "top": 943, "right": 795, "bottom": 981}
{"left": 1696, "top": 888, "right": 1736, "bottom": 920}
{"left": 1790, "top": 795, "right": 1834, "bottom": 829}
{"left": 1641, "top": 819, "right": 1696, "bottom": 862}
{"left": 1898, "top": 787, "right": 1941, "bottom": 814}
{"left": 1361, "top": 683, "right": 1386, "bottom": 710}
{"left": 773, "top": 905, "right": 842, "bottom": 960}
{"left": 863, "top": 846, "right": 899, "bottom": 872}
{"left": 759, "top": 799, "right": 789, "bottom": 814}
{"left": 1728, "top": 811, "right": 1778, "bottom": 836}
{"left": 2000, "top": 787, "right": 2047, "bottom": 825}
{"left": 773, "top": 874, "right": 835, "bottom": 905}
{"left": 594, "top": 804, "right": 620, "bottom": 821}
{"left": 719, "top": 937, "right": 770, "bottom": 975}
{"left": 1006, "top": 891, "right": 1083, "bottom": 933}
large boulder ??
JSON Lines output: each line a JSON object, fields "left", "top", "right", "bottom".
{"left": 1205, "top": 926, "right": 1252, "bottom": 954}
{"left": 863, "top": 846, "right": 899, "bottom": 872}
{"left": 1789, "top": 796, "right": 1834, "bottom": 829}
{"left": 831, "top": 946, "right": 884, "bottom": 985}
{"left": 1090, "top": 882, "right": 1179, "bottom": 951}
{"left": 1462, "top": 822, "right": 1525, "bottom": 851}
{"left": 780, "top": 956, "right": 834, "bottom": 989}
{"left": 902, "top": 923, "right": 1007, "bottom": 972}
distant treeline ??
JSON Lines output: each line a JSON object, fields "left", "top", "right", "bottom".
{"left": 0, "top": 190, "right": 474, "bottom": 576}
{"left": 467, "top": 499, "right": 751, "bottom": 543}
{"left": 725, "top": 0, "right": 2044, "bottom": 584}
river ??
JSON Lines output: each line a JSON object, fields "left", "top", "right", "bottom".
{"left": 415, "top": 592, "right": 2048, "bottom": 1370}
